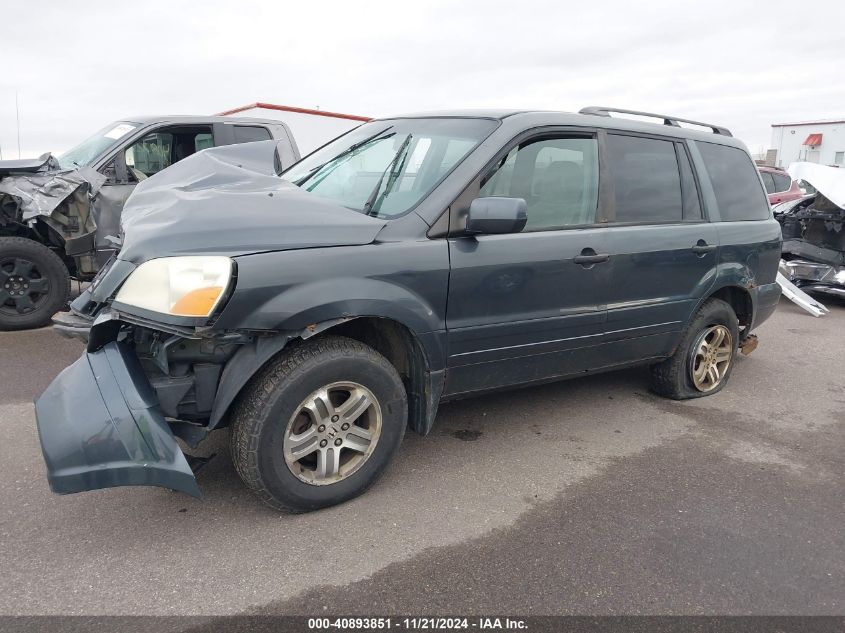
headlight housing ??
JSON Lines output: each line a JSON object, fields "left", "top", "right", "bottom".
{"left": 114, "top": 256, "right": 234, "bottom": 318}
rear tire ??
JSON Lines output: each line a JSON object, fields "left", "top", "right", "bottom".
{"left": 649, "top": 298, "right": 739, "bottom": 400}
{"left": 230, "top": 335, "right": 407, "bottom": 512}
{"left": 0, "top": 237, "right": 70, "bottom": 331}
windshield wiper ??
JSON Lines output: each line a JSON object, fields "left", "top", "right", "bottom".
{"left": 293, "top": 128, "right": 394, "bottom": 187}
{"left": 362, "top": 134, "right": 413, "bottom": 216}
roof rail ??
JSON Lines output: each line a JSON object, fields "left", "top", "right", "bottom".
{"left": 579, "top": 106, "right": 732, "bottom": 137}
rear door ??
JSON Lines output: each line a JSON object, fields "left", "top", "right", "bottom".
{"left": 445, "top": 132, "right": 610, "bottom": 396}
{"left": 694, "top": 141, "right": 782, "bottom": 288}
{"left": 599, "top": 132, "right": 718, "bottom": 365}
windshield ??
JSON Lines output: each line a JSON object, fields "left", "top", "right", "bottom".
{"left": 57, "top": 121, "right": 139, "bottom": 169}
{"left": 282, "top": 118, "right": 498, "bottom": 218}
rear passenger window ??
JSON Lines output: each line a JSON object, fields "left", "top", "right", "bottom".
{"left": 195, "top": 133, "right": 214, "bottom": 151}
{"left": 479, "top": 136, "right": 599, "bottom": 231}
{"left": 697, "top": 142, "right": 770, "bottom": 221}
{"left": 772, "top": 172, "right": 791, "bottom": 192}
{"left": 606, "top": 135, "right": 682, "bottom": 223}
{"left": 759, "top": 172, "right": 777, "bottom": 194}
{"left": 233, "top": 126, "right": 272, "bottom": 143}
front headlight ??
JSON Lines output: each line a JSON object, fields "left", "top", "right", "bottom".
{"left": 114, "top": 256, "right": 234, "bottom": 318}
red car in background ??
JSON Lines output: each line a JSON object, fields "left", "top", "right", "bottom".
{"left": 759, "top": 166, "right": 803, "bottom": 205}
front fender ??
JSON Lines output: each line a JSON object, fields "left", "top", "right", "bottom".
{"left": 228, "top": 276, "right": 442, "bottom": 334}
{"left": 215, "top": 243, "right": 449, "bottom": 335}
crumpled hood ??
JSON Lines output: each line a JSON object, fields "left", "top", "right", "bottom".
{"left": 0, "top": 153, "right": 104, "bottom": 247}
{"left": 788, "top": 162, "right": 845, "bottom": 209}
{"left": 119, "top": 141, "right": 386, "bottom": 263}
{"left": 0, "top": 153, "right": 61, "bottom": 176}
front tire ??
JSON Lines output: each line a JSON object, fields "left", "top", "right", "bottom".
{"left": 230, "top": 336, "right": 407, "bottom": 512}
{"left": 649, "top": 298, "right": 739, "bottom": 400}
{"left": 0, "top": 237, "right": 70, "bottom": 331}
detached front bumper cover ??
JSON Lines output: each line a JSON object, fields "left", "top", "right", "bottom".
{"left": 35, "top": 341, "right": 200, "bottom": 498}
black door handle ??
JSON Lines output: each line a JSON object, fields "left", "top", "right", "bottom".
{"left": 574, "top": 249, "right": 610, "bottom": 266}
{"left": 691, "top": 241, "right": 717, "bottom": 255}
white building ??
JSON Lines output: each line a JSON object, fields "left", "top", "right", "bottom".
{"left": 218, "top": 102, "right": 369, "bottom": 156}
{"left": 769, "top": 119, "right": 845, "bottom": 169}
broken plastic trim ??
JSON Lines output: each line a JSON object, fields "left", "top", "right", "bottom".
{"left": 35, "top": 341, "right": 200, "bottom": 498}
{"left": 776, "top": 262, "right": 829, "bottom": 317}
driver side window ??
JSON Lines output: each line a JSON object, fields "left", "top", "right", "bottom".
{"left": 125, "top": 132, "right": 173, "bottom": 180}
{"left": 121, "top": 126, "right": 214, "bottom": 182}
{"left": 479, "top": 136, "right": 599, "bottom": 231}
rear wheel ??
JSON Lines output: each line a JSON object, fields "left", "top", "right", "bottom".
{"left": 0, "top": 237, "right": 70, "bottom": 331}
{"left": 649, "top": 298, "right": 739, "bottom": 400}
{"left": 230, "top": 336, "right": 407, "bottom": 512}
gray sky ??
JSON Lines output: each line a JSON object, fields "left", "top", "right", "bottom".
{"left": 2, "top": 0, "right": 842, "bottom": 158}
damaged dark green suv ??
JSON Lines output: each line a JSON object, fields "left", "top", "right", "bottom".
{"left": 36, "top": 108, "right": 782, "bottom": 512}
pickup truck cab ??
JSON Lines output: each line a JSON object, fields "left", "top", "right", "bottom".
{"left": 35, "top": 107, "right": 781, "bottom": 512}
{"left": 0, "top": 116, "right": 299, "bottom": 330}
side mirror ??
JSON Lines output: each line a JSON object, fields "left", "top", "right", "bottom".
{"left": 466, "top": 197, "right": 527, "bottom": 235}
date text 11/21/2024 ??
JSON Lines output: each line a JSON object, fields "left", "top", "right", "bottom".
{"left": 308, "top": 617, "right": 528, "bottom": 630}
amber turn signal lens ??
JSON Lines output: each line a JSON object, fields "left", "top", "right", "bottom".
{"left": 170, "top": 286, "right": 224, "bottom": 316}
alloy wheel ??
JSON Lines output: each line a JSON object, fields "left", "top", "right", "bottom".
{"left": 690, "top": 325, "right": 733, "bottom": 392}
{"left": 283, "top": 381, "right": 382, "bottom": 485}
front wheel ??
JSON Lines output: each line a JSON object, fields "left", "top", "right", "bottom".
{"left": 0, "top": 237, "right": 70, "bottom": 331}
{"left": 230, "top": 336, "right": 407, "bottom": 512}
{"left": 649, "top": 298, "right": 739, "bottom": 400}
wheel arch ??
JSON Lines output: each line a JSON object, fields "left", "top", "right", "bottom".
{"left": 209, "top": 315, "right": 445, "bottom": 436}
{"left": 318, "top": 316, "right": 444, "bottom": 436}
{"left": 699, "top": 284, "right": 753, "bottom": 336}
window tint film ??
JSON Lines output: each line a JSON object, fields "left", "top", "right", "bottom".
{"left": 697, "top": 142, "right": 770, "bottom": 221}
{"left": 677, "top": 144, "right": 702, "bottom": 220}
{"left": 479, "top": 136, "right": 599, "bottom": 230}
{"left": 233, "top": 125, "right": 271, "bottom": 143}
{"left": 771, "top": 172, "right": 791, "bottom": 192}
{"left": 606, "top": 134, "right": 682, "bottom": 223}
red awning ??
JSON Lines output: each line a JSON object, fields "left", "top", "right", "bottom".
{"left": 803, "top": 133, "right": 823, "bottom": 146}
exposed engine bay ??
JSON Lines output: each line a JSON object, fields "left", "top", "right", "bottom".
{"left": 774, "top": 162, "right": 845, "bottom": 315}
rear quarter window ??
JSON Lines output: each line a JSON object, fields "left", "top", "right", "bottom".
{"left": 697, "top": 142, "right": 770, "bottom": 221}
{"left": 233, "top": 125, "right": 272, "bottom": 143}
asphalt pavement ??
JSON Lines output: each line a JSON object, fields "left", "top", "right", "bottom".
{"left": 0, "top": 297, "right": 842, "bottom": 615}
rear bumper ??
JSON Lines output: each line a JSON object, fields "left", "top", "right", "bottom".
{"left": 750, "top": 281, "right": 781, "bottom": 330}
{"left": 35, "top": 341, "right": 200, "bottom": 498}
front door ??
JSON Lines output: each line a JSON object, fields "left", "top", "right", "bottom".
{"left": 445, "top": 133, "right": 610, "bottom": 396}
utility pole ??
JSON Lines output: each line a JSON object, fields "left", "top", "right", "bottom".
{"left": 16, "top": 92, "right": 21, "bottom": 159}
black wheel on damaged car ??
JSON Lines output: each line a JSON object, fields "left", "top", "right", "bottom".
{"left": 0, "top": 237, "right": 70, "bottom": 331}
{"left": 230, "top": 335, "right": 407, "bottom": 512}
{"left": 649, "top": 298, "right": 739, "bottom": 400}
